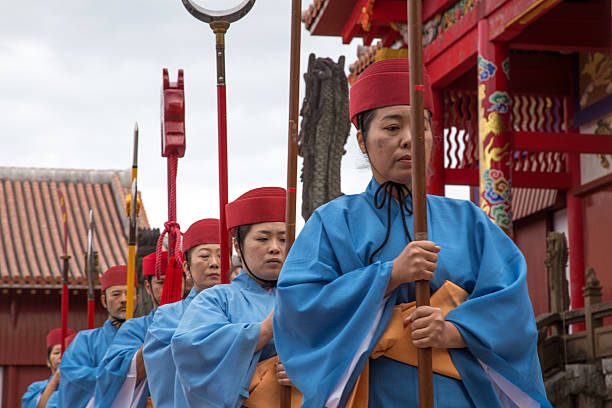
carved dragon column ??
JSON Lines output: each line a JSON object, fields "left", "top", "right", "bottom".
{"left": 477, "top": 20, "right": 513, "bottom": 235}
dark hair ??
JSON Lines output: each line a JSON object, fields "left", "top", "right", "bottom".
{"left": 235, "top": 224, "right": 253, "bottom": 249}
{"left": 47, "top": 345, "right": 56, "bottom": 360}
{"left": 356, "top": 108, "right": 434, "bottom": 145}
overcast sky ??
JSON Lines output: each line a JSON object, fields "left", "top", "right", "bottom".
{"left": 0, "top": 0, "right": 467, "bottom": 232}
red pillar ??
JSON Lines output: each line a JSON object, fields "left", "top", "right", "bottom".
{"left": 565, "top": 98, "right": 586, "bottom": 314}
{"left": 477, "top": 20, "right": 513, "bottom": 235}
{"left": 427, "top": 88, "right": 445, "bottom": 196}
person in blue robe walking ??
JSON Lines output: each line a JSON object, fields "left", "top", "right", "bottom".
{"left": 143, "top": 218, "right": 221, "bottom": 407}
{"left": 22, "top": 327, "right": 74, "bottom": 408}
{"left": 58, "top": 265, "right": 136, "bottom": 408}
{"left": 94, "top": 250, "right": 180, "bottom": 408}
{"left": 274, "top": 58, "right": 551, "bottom": 408}
{"left": 172, "top": 187, "right": 299, "bottom": 407}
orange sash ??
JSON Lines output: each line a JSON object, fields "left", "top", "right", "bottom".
{"left": 243, "top": 355, "right": 303, "bottom": 408}
{"left": 346, "top": 280, "right": 468, "bottom": 406}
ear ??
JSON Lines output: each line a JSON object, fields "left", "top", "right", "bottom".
{"left": 100, "top": 291, "right": 107, "bottom": 310}
{"left": 144, "top": 279, "right": 152, "bottom": 296}
{"left": 232, "top": 238, "right": 240, "bottom": 257}
{"left": 356, "top": 130, "right": 367, "bottom": 154}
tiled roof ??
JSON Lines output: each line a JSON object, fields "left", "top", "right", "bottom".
{"left": 303, "top": 0, "right": 328, "bottom": 31}
{"left": 0, "top": 167, "right": 150, "bottom": 286}
{"left": 512, "top": 187, "right": 558, "bottom": 221}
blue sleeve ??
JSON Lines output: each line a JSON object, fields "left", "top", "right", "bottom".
{"left": 95, "top": 318, "right": 146, "bottom": 408}
{"left": 143, "top": 306, "right": 179, "bottom": 408}
{"left": 171, "top": 290, "right": 262, "bottom": 407}
{"left": 445, "top": 206, "right": 550, "bottom": 407}
{"left": 59, "top": 333, "right": 96, "bottom": 407}
{"left": 22, "top": 380, "right": 47, "bottom": 408}
{"left": 274, "top": 210, "right": 393, "bottom": 408}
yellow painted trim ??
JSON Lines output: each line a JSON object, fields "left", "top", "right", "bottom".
{"left": 505, "top": 0, "right": 560, "bottom": 28}
{"left": 374, "top": 48, "right": 408, "bottom": 61}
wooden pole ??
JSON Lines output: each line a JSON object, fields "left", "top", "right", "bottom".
{"left": 283, "top": 0, "right": 302, "bottom": 405}
{"left": 126, "top": 123, "right": 139, "bottom": 320}
{"left": 58, "top": 190, "right": 70, "bottom": 354}
{"left": 407, "top": 0, "right": 434, "bottom": 406}
{"left": 210, "top": 21, "right": 232, "bottom": 284}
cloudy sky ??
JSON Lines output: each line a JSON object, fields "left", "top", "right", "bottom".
{"left": 0, "top": 0, "right": 467, "bottom": 232}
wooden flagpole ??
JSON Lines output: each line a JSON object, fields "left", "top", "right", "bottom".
{"left": 407, "top": 0, "right": 434, "bottom": 406}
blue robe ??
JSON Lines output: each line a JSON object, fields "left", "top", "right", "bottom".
{"left": 22, "top": 375, "right": 51, "bottom": 408}
{"left": 95, "top": 308, "right": 156, "bottom": 408}
{"left": 143, "top": 288, "right": 198, "bottom": 408}
{"left": 274, "top": 177, "right": 550, "bottom": 408}
{"left": 172, "top": 272, "right": 277, "bottom": 407}
{"left": 59, "top": 319, "right": 117, "bottom": 407}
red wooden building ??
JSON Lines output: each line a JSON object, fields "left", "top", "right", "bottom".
{"left": 303, "top": 0, "right": 612, "bottom": 316}
{"left": 0, "top": 167, "right": 150, "bottom": 407}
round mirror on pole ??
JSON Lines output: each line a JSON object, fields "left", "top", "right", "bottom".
{"left": 180, "top": 0, "right": 255, "bottom": 23}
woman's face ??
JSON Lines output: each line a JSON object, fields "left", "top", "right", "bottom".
{"left": 238, "top": 222, "right": 286, "bottom": 282}
{"left": 357, "top": 105, "right": 433, "bottom": 185}
{"left": 185, "top": 243, "right": 221, "bottom": 291}
{"left": 47, "top": 344, "right": 62, "bottom": 373}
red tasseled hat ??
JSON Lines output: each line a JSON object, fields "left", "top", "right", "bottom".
{"left": 143, "top": 251, "right": 181, "bottom": 277}
{"left": 349, "top": 58, "right": 434, "bottom": 128}
{"left": 46, "top": 328, "right": 76, "bottom": 348}
{"left": 182, "top": 219, "right": 221, "bottom": 255}
{"left": 226, "top": 187, "right": 286, "bottom": 235}
{"left": 100, "top": 265, "right": 136, "bottom": 292}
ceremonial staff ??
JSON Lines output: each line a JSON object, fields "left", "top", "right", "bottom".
{"left": 157, "top": 69, "right": 186, "bottom": 305}
{"left": 86, "top": 210, "right": 96, "bottom": 329}
{"left": 407, "top": 0, "right": 434, "bottom": 406}
{"left": 180, "top": 0, "right": 256, "bottom": 284}
{"left": 58, "top": 190, "right": 70, "bottom": 353}
{"left": 126, "top": 123, "right": 139, "bottom": 319}
{"left": 282, "top": 0, "right": 303, "bottom": 405}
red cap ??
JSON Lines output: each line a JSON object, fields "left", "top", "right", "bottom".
{"left": 46, "top": 328, "right": 75, "bottom": 348}
{"left": 182, "top": 219, "right": 221, "bottom": 255}
{"left": 143, "top": 251, "right": 182, "bottom": 277}
{"left": 226, "top": 187, "right": 286, "bottom": 235}
{"left": 100, "top": 265, "right": 136, "bottom": 292}
{"left": 349, "top": 58, "right": 434, "bottom": 128}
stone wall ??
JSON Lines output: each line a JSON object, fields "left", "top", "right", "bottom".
{"left": 546, "top": 358, "right": 612, "bottom": 407}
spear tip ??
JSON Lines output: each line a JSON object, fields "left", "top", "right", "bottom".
{"left": 134, "top": 122, "right": 139, "bottom": 132}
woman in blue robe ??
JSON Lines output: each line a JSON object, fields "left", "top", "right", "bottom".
{"left": 22, "top": 328, "right": 74, "bottom": 408}
{"left": 171, "top": 187, "right": 291, "bottom": 407}
{"left": 274, "top": 58, "right": 550, "bottom": 407}
{"left": 143, "top": 218, "right": 221, "bottom": 408}
{"left": 95, "top": 251, "right": 176, "bottom": 408}
{"left": 59, "top": 265, "right": 133, "bottom": 407}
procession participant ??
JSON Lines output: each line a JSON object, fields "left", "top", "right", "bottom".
{"left": 274, "top": 58, "right": 550, "bottom": 407}
{"left": 172, "top": 187, "right": 300, "bottom": 407}
{"left": 22, "top": 328, "right": 75, "bottom": 408}
{"left": 143, "top": 218, "right": 221, "bottom": 408}
{"left": 95, "top": 251, "right": 181, "bottom": 408}
{"left": 59, "top": 265, "right": 136, "bottom": 407}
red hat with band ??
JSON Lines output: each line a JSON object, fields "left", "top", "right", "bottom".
{"left": 349, "top": 58, "right": 434, "bottom": 128}
{"left": 226, "top": 187, "right": 286, "bottom": 235}
{"left": 182, "top": 218, "right": 221, "bottom": 256}
{"left": 142, "top": 251, "right": 181, "bottom": 277}
{"left": 100, "top": 265, "right": 136, "bottom": 292}
{"left": 46, "top": 328, "right": 76, "bottom": 348}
